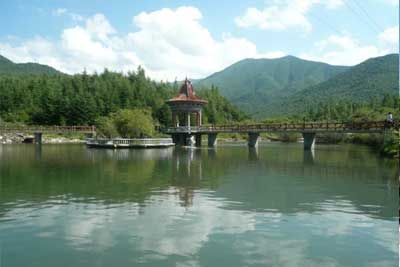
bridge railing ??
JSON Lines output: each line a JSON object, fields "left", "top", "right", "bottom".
{"left": 164, "top": 120, "right": 398, "bottom": 133}
{"left": 0, "top": 125, "right": 96, "bottom": 134}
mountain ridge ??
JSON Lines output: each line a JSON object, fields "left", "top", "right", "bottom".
{"left": 196, "top": 54, "right": 398, "bottom": 118}
{"left": 195, "top": 55, "right": 351, "bottom": 115}
{"left": 0, "top": 55, "right": 63, "bottom": 75}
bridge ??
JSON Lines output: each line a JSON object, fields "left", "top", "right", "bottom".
{"left": 0, "top": 125, "right": 95, "bottom": 144}
{"left": 0, "top": 120, "right": 397, "bottom": 149}
{"left": 164, "top": 79, "right": 398, "bottom": 150}
{"left": 164, "top": 120, "right": 398, "bottom": 149}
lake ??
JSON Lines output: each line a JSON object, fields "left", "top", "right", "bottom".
{"left": 0, "top": 143, "right": 398, "bottom": 266}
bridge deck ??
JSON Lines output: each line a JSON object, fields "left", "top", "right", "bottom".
{"left": 165, "top": 121, "right": 398, "bottom": 134}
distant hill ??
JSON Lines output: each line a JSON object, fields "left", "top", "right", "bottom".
{"left": 196, "top": 56, "right": 350, "bottom": 115}
{"left": 270, "top": 54, "right": 399, "bottom": 117}
{"left": 0, "top": 55, "right": 63, "bottom": 75}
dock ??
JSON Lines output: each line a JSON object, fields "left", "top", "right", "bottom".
{"left": 86, "top": 138, "right": 175, "bottom": 148}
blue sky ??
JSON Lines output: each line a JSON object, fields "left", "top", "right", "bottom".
{"left": 0, "top": 0, "right": 398, "bottom": 80}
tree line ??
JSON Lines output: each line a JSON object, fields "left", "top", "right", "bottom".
{"left": 0, "top": 67, "right": 248, "bottom": 129}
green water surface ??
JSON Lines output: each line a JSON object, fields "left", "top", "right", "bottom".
{"left": 0, "top": 143, "right": 398, "bottom": 267}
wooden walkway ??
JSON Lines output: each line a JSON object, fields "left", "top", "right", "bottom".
{"left": 0, "top": 120, "right": 397, "bottom": 136}
{"left": 0, "top": 125, "right": 95, "bottom": 134}
{"left": 165, "top": 120, "right": 398, "bottom": 134}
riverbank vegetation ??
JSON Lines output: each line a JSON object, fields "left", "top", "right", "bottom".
{"left": 262, "top": 95, "right": 399, "bottom": 157}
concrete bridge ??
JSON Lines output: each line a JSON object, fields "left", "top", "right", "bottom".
{"left": 0, "top": 120, "right": 397, "bottom": 149}
{"left": 164, "top": 79, "right": 398, "bottom": 150}
{"left": 164, "top": 120, "right": 398, "bottom": 150}
{"left": 0, "top": 125, "right": 95, "bottom": 144}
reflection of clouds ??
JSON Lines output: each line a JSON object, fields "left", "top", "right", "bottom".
{"left": 131, "top": 190, "right": 255, "bottom": 260}
{"left": 64, "top": 203, "right": 139, "bottom": 251}
{"left": 0, "top": 192, "right": 397, "bottom": 266}
{"left": 234, "top": 237, "right": 339, "bottom": 267}
{"left": 298, "top": 199, "right": 375, "bottom": 236}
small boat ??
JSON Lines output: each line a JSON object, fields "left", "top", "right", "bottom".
{"left": 86, "top": 138, "right": 175, "bottom": 148}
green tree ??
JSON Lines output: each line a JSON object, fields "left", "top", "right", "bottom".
{"left": 95, "top": 116, "right": 118, "bottom": 138}
{"left": 112, "top": 109, "right": 155, "bottom": 138}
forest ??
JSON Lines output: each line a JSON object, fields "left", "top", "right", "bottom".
{"left": 0, "top": 67, "right": 397, "bottom": 157}
{"left": 0, "top": 67, "right": 247, "bottom": 127}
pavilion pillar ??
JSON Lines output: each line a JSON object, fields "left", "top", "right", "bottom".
{"left": 302, "top": 132, "right": 316, "bottom": 150}
{"left": 195, "top": 112, "right": 200, "bottom": 127}
{"left": 172, "top": 111, "right": 176, "bottom": 127}
{"left": 199, "top": 111, "right": 202, "bottom": 126}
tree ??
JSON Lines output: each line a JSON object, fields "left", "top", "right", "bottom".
{"left": 95, "top": 116, "right": 118, "bottom": 138}
{"left": 112, "top": 109, "right": 154, "bottom": 138}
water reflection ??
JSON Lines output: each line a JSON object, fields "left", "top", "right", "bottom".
{"left": 0, "top": 143, "right": 398, "bottom": 267}
{"left": 303, "top": 149, "right": 314, "bottom": 165}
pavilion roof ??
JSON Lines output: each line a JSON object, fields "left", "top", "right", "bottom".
{"left": 167, "top": 78, "right": 207, "bottom": 104}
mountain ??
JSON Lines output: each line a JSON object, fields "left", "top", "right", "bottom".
{"left": 0, "top": 55, "right": 63, "bottom": 75}
{"left": 196, "top": 56, "right": 350, "bottom": 116}
{"left": 271, "top": 54, "right": 399, "bottom": 117}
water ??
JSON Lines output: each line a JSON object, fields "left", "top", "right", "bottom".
{"left": 0, "top": 143, "right": 398, "bottom": 267}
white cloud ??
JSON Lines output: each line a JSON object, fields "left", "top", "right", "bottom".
{"left": 127, "top": 6, "right": 266, "bottom": 80}
{"left": 52, "top": 8, "right": 67, "bottom": 16}
{"left": 255, "top": 51, "right": 287, "bottom": 59}
{"left": 300, "top": 31, "right": 395, "bottom": 65}
{"left": 52, "top": 8, "right": 85, "bottom": 22}
{"left": 235, "top": 0, "right": 343, "bottom": 32}
{"left": 379, "top": 26, "right": 399, "bottom": 49}
{"left": 0, "top": 13, "right": 141, "bottom": 75}
{"left": 0, "top": 7, "right": 282, "bottom": 81}
{"left": 85, "top": 13, "right": 116, "bottom": 41}
{"left": 382, "top": 0, "right": 399, "bottom": 5}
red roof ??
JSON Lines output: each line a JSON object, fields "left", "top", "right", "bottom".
{"left": 167, "top": 78, "right": 207, "bottom": 104}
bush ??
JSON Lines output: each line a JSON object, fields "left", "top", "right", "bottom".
{"left": 95, "top": 108, "right": 155, "bottom": 138}
{"left": 113, "top": 109, "right": 154, "bottom": 138}
{"left": 95, "top": 116, "right": 118, "bottom": 138}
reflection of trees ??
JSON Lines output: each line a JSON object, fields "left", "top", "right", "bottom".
{"left": 0, "top": 144, "right": 398, "bottom": 219}
{"left": 212, "top": 144, "right": 398, "bottom": 220}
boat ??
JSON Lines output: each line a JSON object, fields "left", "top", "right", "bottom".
{"left": 86, "top": 138, "right": 175, "bottom": 148}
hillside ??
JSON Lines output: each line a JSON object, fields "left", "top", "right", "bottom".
{"left": 0, "top": 55, "right": 62, "bottom": 75}
{"left": 196, "top": 56, "right": 349, "bottom": 115}
{"left": 271, "top": 54, "right": 399, "bottom": 117}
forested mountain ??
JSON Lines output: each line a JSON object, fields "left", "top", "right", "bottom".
{"left": 0, "top": 53, "right": 397, "bottom": 125}
{"left": 0, "top": 55, "right": 62, "bottom": 75}
{"left": 268, "top": 54, "right": 399, "bottom": 117}
{"left": 196, "top": 56, "right": 349, "bottom": 115}
{"left": 0, "top": 67, "right": 247, "bottom": 126}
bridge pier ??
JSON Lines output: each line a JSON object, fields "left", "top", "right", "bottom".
{"left": 248, "top": 133, "right": 259, "bottom": 148}
{"left": 171, "top": 133, "right": 198, "bottom": 146}
{"left": 34, "top": 132, "right": 42, "bottom": 145}
{"left": 172, "top": 133, "right": 185, "bottom": 146}
{"left": 186, "top": 135, "right": 195, "bottom": 147}
{"left": 195, "top": 134, "right": 202, "bottom": 147}
{"left": 208, "top": 133, "right": 218, "bottom": 147}
{"left": 302, "top": 132, "right": 316, "bottom": 150}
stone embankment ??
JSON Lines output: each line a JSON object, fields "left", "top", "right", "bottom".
{"left": 0, "top": 133, "right": 84, "bottom": 144}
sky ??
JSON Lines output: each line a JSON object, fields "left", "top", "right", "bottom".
{"left": 0, "top": 0, "right": 398, "bottom": 81}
